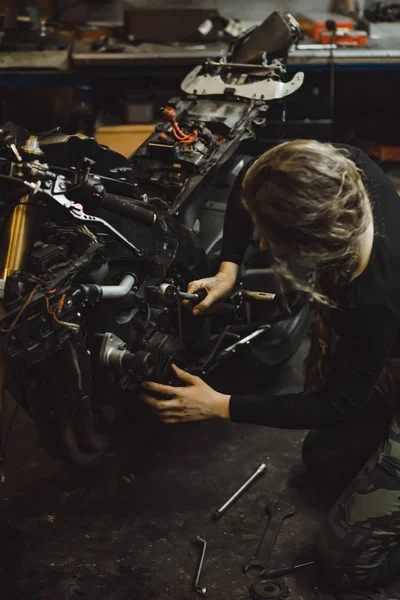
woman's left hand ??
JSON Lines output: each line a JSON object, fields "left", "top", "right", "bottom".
{"left": 139, "top": 364, "right": 231, "bottom": 424}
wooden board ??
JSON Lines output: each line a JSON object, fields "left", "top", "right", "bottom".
{"left": 95, "top": 124, "right": 155, "bottom": 158}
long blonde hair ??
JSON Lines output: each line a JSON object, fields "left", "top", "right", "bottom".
{"left": 242, "top": 140, "right": 371, "bottom": 305}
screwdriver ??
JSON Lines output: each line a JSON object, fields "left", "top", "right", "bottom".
{"left": 262, "top": 561, "right": 315, "bottom": 578}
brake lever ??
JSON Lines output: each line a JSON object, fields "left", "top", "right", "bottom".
{"left": 38, "top": 176, "right": 143, "bottom": 257}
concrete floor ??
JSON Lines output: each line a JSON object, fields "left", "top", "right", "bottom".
{"left": 0, "top": 342, "right": 399, "bottom": 600}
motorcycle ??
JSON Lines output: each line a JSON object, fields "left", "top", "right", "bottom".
{"left": 0, "top": 12, "right": 311, "bottom": 467}
{"left": 131, "top": 10, "right": 310, "bottom": 369}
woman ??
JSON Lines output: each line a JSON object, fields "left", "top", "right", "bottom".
{"left": 140, "top": 140, "right": 400, "bottom": 593}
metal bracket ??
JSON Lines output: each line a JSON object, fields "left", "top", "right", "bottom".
{"left": 99, "top": 332, "right": 127, "bottom": 369}
{"left": 181, "top": 65, "right": 304, "bottom": 100}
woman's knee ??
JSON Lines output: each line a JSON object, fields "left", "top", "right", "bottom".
{"left": 314, "top": 520, "right": 386, "bottom": 591}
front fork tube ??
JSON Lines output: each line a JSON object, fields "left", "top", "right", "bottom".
{"left": 0, "top": 194, "right": 36, "bottom": 424}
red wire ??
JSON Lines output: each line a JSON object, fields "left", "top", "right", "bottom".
{"left": 163, "top": 107, "right": 198, "bottom": 144}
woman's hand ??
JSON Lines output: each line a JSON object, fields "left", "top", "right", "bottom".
{"left": 139, "top": 364, "right": 231, "bottom": 424}
{"left": 187, "top": 261, "right": 238, "bottom": 315}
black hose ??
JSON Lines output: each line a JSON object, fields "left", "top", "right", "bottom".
{"left": 61, "top": 415, "right": 105, "bottom": 466}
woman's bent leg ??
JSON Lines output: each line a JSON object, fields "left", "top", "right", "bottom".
{"left": 315, "top": 415, "right": 400, "bottom": 591}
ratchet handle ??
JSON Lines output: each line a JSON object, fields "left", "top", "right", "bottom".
{"left": 192, "top": 288, "right": 207, "bottom": 305}
{"left": 192, "top": 290, "right": 238, "bottom": 319}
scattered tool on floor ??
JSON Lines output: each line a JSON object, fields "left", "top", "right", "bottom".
{"left": 193, "top": 536, "right": 208, "bottom": 597}
{"left": 243, "top": 500, "right": 295, "bottom": 576}
{"left": 262, "top": 561, "right": 315, "bottom": 579}
{"left": 212, "top": 463, "right": 267, "bottom": 520}
{"left": 249, "top": 579, "right": 290, "bottom": 599}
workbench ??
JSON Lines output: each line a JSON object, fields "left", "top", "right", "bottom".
{"left": 0, "top": 21, "right": 399, "bottom": 145}
{"left": 1, "top": 21, "right": 400, "bottom": 84}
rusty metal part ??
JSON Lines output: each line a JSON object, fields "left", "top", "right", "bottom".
{"left": 243, "top": 500, "right": 295, "bottom": 576}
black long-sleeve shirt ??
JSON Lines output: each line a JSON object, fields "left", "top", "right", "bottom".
{"left": 222, "top": 146, "right": 400, "bottom": 429}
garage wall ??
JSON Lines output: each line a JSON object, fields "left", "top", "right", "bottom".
{"left": 217, "top": 0, "right": 333, "bottom": 20}
{"left": 114, "top": 0, "right": 334, "bottom": 21}
{"left": 59, "top": 0, "right": 336, "bottom": 25}
{"left": 58, "top": 0, "right": 383, "bottom": 25}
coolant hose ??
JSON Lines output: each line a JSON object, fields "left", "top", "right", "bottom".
{"left": 79, "top": 273, "right": 136, "bottom": 303}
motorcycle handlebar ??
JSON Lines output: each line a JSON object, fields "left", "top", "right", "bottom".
{"left": 101, "top": 192, "right": 156, "bottom": 227}
{"left": 10, "top": 161, "right": 157, "bottom": 227}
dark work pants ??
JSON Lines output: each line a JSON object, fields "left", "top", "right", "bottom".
{"left": 303, "top": 359, "right": 400, "bottom": 591}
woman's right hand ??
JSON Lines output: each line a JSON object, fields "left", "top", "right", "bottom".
{"left": 187, "top": 268, "right": 237, "bottom": 316}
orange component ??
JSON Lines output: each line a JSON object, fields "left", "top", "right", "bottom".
{"left": 57, "top": 294, "right": 67, "bottom": 311}
{"left": 45, "top": 293, "right": 78, "bottom": 330}
{"left": 320, "top": 30, "right": 368, "bottom": 46}
{"left": 45, "top": 295, "right": 64, "bottom": 326}
{"left": 75, "top": 28, "right": 112, "bottom": 41}
{"left": 297, "top": 12, "right": 355, "bottom": 42}
{"left": 371, "top": 145, "right": 400, "bottom": 163}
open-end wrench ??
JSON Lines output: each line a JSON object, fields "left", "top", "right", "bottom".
{"left": 243, "top": 500, "right": 295, "bottom": 576}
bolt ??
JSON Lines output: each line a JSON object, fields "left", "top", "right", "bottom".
{"left": 64, "top": 298, "right": 73, "bottom": 309}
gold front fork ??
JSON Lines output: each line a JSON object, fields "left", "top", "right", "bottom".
{"left": 0, "top": 194, "right": 36, "bottom": 420}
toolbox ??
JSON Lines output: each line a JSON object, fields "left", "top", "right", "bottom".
{"left": 297, "top": 11, "right": 355, "bottom": 41}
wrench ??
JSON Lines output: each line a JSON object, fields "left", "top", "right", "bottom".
{"left": 243, "top": 500, "right": 295, "bottom": 576}
{"left": 193, "top": 536, "right": 207, "bottom": 597}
